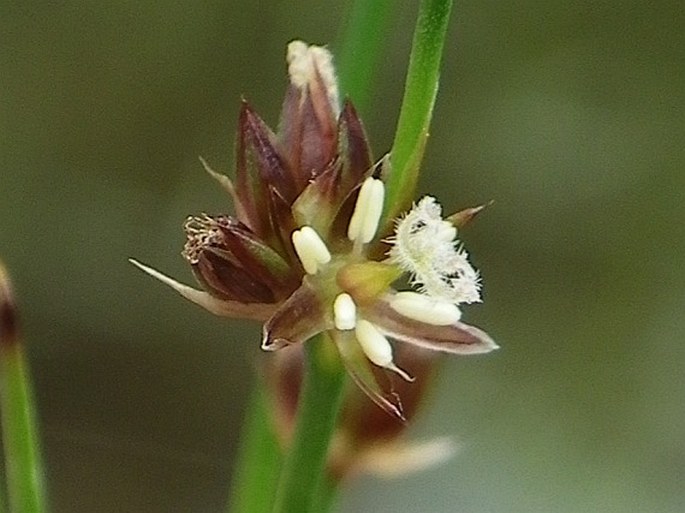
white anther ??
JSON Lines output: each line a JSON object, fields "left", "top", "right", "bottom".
{"left": 347, "top": 177, "right": 385, "bottom": 244}
{"left": 291, "top": 226, "right": 331, "bottom": 275}
{"left": 355, "top": 319, "right": 413, "bottom": 382}
{"left": 389, "top": 291, "right": 462, "bottom": 326}
{"left": 333, "top": 293, "right": 357, "bottom": 330}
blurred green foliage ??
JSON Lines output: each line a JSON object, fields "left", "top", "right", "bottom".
{"left": 1, "top": 1, "right": 683, "bottom": 512}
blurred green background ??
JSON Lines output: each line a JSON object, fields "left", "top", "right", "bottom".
{"left": 1, "top": 1, "right": 683, "bottom": 512}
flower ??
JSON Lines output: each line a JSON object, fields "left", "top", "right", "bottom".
{"left": 131, "top": 40, "right": 497, "bottom": 420}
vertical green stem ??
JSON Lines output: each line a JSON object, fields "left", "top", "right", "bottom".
{"left": 227, "top": 384, "right": 282, "bottom": 513}
{"left": 272, "top": 337, "right": 346, "bottom": 513}
{"left": 0, "top": 262, "right": 47, "bottom": 513}
{"left": 384, "top": 0, "right": 454, "bottom": 224}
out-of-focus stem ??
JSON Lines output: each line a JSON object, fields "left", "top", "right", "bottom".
{"left": 227, "top": 384, "right": 282, "bottom": 513}
{"left": 336, "top": 0, "right": 396, "bottom": 115}
{"left": 0, "top": 261, "right": 47, "bottom": 513}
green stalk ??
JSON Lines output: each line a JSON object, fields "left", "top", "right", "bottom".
{"left": 0, "top": 261, "right": 47, "bottom": 513}
{"left": 227, "top": 384, "right": 282, "bottom": 513}
{"left": 271, "top": 336, "right": 346, "bottom": 513}
{"left": 309, "top": 473, "right": 338, "bottom": 513}
{"left": 336, "top": 0, "right": 396, "bottom": 115}
{"left": 384, "top": 0, "right": 454, "bottom": 224}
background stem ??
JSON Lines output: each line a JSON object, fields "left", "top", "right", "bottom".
{"left": 384, "top": 0, "right": 454, "bottom": 225}
{"left": 271, "top": 337, "right": 346, "bottom": 513}
{"left": 0, "top": 262, "right": 47, "bottom": 513}
{"left": 227, "top": 384, "right": 282, "bottom": 513}
{"left": 336, "top": 0, "right": 396, "bottom": 116}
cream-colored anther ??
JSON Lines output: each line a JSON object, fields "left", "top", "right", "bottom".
{"left": 291, "top": 226, "right": 331, "bottom": 275}
{"left": 347, "top": 177, "right": 385, "bottom": 244}
{"left": 355, "top": 320, "right": 413, "bottom": 381}
{"left": 389, "top": 291, "right": 462, "bottom": 326}
{"left": 333, "top": 293, "right": 357, "bottom": 330}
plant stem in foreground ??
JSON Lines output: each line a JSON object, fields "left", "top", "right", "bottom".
{"left": 384, "top": 0, "right": 454, "bottom": 225}
{"left": 272, "top": 336, "right": 346, "bottom": 513}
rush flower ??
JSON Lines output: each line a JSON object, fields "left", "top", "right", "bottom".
{"left": 131, "top": 40, "right": 496, "bottom": 419}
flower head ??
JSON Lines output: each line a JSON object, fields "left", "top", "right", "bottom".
{"left": 131, "top": 41, "right": 496, "bottom": 420}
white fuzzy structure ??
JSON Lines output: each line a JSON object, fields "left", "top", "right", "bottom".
{"left": 388, "top": 197, "right": 481, "bottom": 304}
{"left": 286, "top": 40, "right": 340, "bottom": 115}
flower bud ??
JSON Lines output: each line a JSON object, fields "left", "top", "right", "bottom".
{"left": 183, "top": 215, "right": 299, "bottom": 303}
{"left": 280, "top": 41, "right": 339, "bottom": 186}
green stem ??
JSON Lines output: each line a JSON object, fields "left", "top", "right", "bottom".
{"left": 384, "top": 0, "right": 454, "bottom": 224}
{"left": 0, "top": 262, "right": 47, "bottom": 513}
{"left": 309, "top": 473, "right": 338, "bottom": 513}
{"left": 336, "top": 0, "right": 396, "bottom": 115}
{"left": 272, "top": 337, "right": 346, "bottom": 513}
{"left": 227, "top": 384, "right": 282, "bottom": 513}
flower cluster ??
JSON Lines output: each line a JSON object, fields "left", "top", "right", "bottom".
{"left": 131, "top": 41, "right": 496, "bottom": 420}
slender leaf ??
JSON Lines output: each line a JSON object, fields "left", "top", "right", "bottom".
{"left": 0, "top": 261, "right": 47, "bottom": 513}
{"left": 271, "top": 336, "right": 346, "bottom": 513}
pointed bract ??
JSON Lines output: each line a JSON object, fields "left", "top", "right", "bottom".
{"left": 234, "top": 102, "right": 272, "bottom": 238}
{"left": 262, "top": 281, "right": 329, "bottom": 351}
{"left": 446, "top": 201, "right": 492, "bottom": 228}
{"left": 130, "top": 259, "right": 275, "bottom": 321}
{"left": 242, "top": 104, "right": 298, "bottom": 204}
{"left": 291, "top": 159, "right": 343, "bottom": 235}
{"left": 337, "top": 101, "right": 372, "bottom": 188}
{"left": 364, "top": 296, "right": 498, "bottom": 355}
{"left": 331, "top": 329, "right": 406, "bottom": 420}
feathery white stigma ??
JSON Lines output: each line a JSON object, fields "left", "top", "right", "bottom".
{"left": 333, "top": 293, "right": 357, "bottom": 330}
{"left": 347, "top": 177, "right": 385, "bottom": 244}
{"left": 389, "top": 291, "right": 462, "bottom": 326}
{"left": 286, "top": 40, "right": 340, "bottom": 115}
{"left": 355, "top": 320, "right": 413, "bottom": 381}
{"left": 292, "top": 226, "right": 331, "bottom": 275}
{"left": 388, "top": 197, "right": 481, "bottom": 304}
